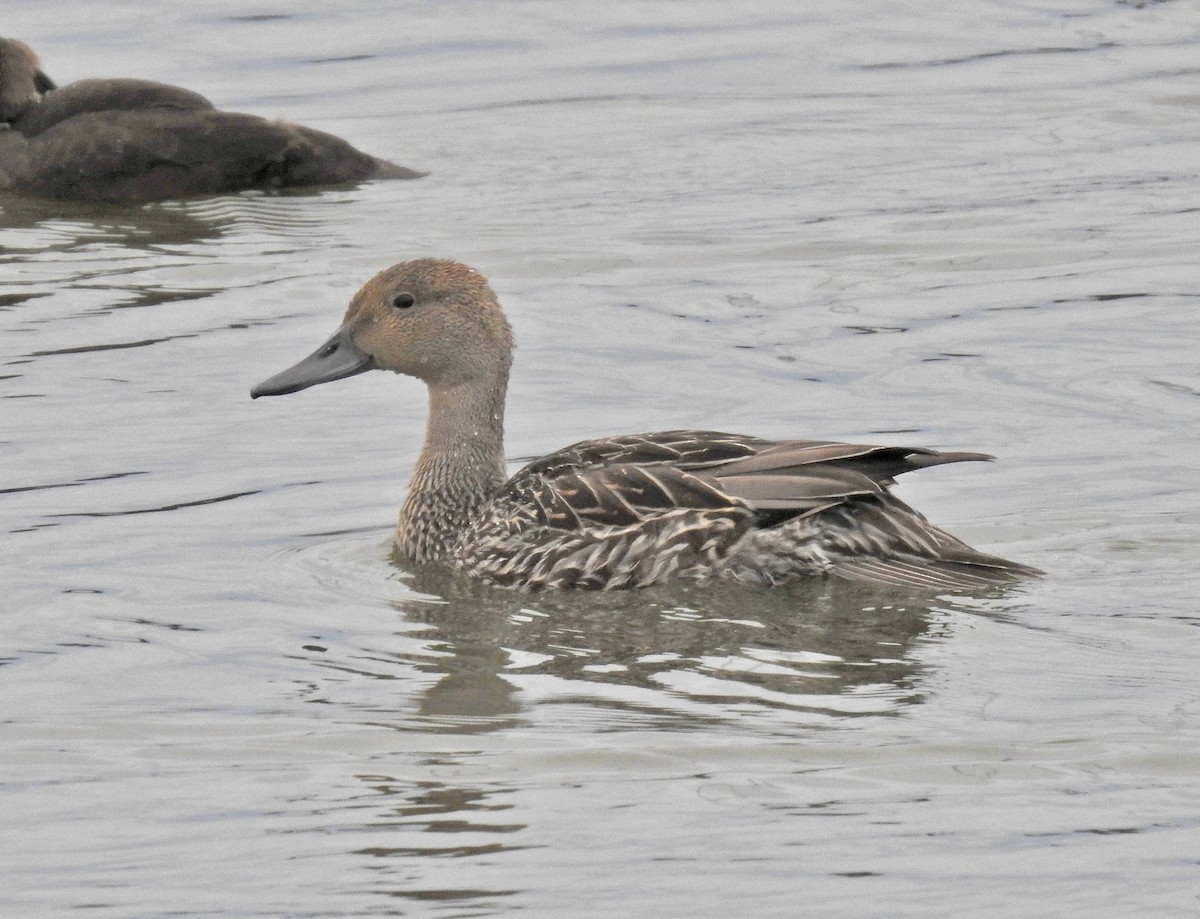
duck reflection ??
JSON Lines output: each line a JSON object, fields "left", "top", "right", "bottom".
{"left": 0, "top": 178, "right": 366, "bottom": 249}
{"left": 0, "top": 194, "right": 224, "bottom": 245}
{"left": 348, "top": 774, "right": 527, "bottom": 903}
{"left": 382, "top": 563, "right": 975, "bottom": 729}
{"left": 0, "top": 194, "right": 354, "bottom": 343}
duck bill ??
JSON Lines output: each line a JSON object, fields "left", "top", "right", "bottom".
{"left": 251, "top": 324, "right": 372, "bottom": 398}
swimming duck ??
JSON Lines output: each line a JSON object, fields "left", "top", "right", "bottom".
{"left": 0, "top": 37, "right": 422, "bottom": 201}
{"left": 251, "top": 258, "right": 1041, "bottom": 591}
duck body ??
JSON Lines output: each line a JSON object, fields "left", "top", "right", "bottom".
{"left": 252, "top": 258, "right": 1041, "bottom": 592}
{"left": 0, "top": 38, "right": 422, "bottom": 201}
{"left": 454, "top": 430, "right": 1036, "bottom": 590}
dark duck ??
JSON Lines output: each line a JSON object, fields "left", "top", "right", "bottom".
{"left": 0, "top": 38, "right": 423, "bottom": 202}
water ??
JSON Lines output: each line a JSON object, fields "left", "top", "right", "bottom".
{"left": 3, "top": 1, "right": 1199, "bottom": 916}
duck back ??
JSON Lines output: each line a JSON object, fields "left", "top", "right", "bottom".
{"left": 13, "top": 78, "right": 213, "bottom": 136}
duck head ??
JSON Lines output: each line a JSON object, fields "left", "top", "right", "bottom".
{"left": 0, "top": 38, "right": 56, "bottom": 125}
{"left": 251, "top": 258, "right": 514, "bottom": 399}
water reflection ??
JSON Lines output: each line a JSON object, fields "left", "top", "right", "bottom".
{"left": 300, "top": 564, "right": 988, "bottom": 911}
{"left": 355, "top": 564, "right": 978, "bottom": 730}
{"left": 0, "top": 195, "right": 228, "bottom": 247}
{"left": 0, "top": 189, "right": 348, "bottom": 249}
{"left": 340, "top": 774, "right": 528, "bottom": 907}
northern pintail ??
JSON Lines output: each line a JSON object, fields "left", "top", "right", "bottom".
{"left": 0, "top": 37, "right": 423, "bottom": 201}
{"left": 252, "top": 259, "right": 1041, "bottom": 591}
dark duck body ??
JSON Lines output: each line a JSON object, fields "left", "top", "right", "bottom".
{"left": 252, "top": 259, "right": 1042, "bottom": 592}
{"left": 0, "top": 38, "right": 423, "bottom": 202}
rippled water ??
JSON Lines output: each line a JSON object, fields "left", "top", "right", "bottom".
{"left": 4, "top": 1, "right": 1199, "bottom": 916}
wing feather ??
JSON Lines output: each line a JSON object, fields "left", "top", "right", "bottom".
{"left": 469, "top": 429, "right": 1038, "bottom": 589}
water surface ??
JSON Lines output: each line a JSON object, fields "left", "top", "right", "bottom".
{"left": 3, "top": 2, "right": 1199, "bottom": 917}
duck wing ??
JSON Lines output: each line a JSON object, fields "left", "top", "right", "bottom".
{"left": 687, "top": 435, "right": 1039, "bottom": 588}
{"left": 513, "top": 430, "right": 771, "bottom": 480}
{"left": 509, "top": 430, "right": 991, "bottom": 523}
{"left": 515, "top": 429, "right": 988, "bottom": 481}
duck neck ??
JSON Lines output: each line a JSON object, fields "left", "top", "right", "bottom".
{"left": 396, "top": 373, "right": 509, "bottom": 563}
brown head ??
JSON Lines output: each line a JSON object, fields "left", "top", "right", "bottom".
{"left": 251, "top": 258, "right": 514, "bottom": 398}
{"left": 0, "top": 38, "right": 56, "bottom": 125}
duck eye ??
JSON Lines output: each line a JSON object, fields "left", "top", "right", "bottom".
{"left": 392, "top": 293, "right": 415, "bottom": 310}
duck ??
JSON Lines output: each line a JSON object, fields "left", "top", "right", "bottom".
{"left": 251, "top": 258, "right": 1042, "bottom": 591}
{"left": 0, "top": 37, "right": 423, "bottom": 202}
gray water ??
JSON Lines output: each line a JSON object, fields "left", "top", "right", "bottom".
{"left": 3, "top": 1, "right": 1199, "bottom": 916}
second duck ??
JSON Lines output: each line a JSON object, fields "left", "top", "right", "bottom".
{"left": 0, "top": 37, "right": 423, "bottom": 201}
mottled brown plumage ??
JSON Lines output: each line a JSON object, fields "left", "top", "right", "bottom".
{"left": 0, "top": 37, "right": 423, "bottom": 201}
{"left": 252, "top": 258, "right": 1041, "bottom": 591}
